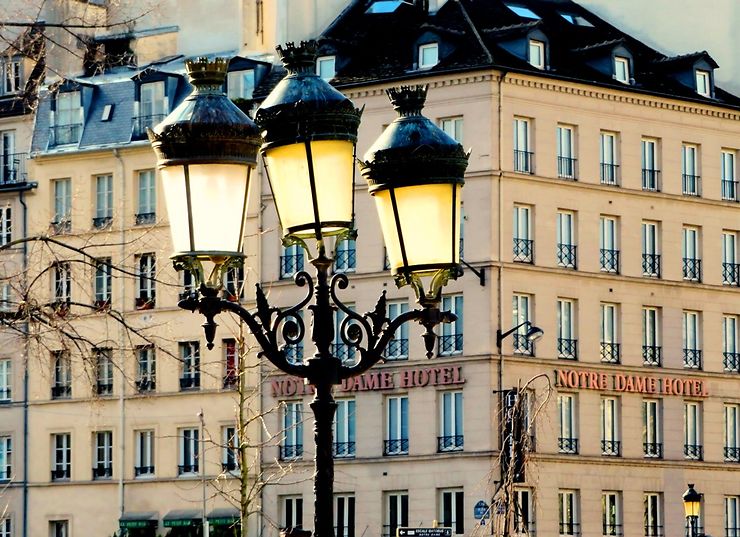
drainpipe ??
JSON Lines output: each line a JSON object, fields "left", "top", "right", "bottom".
{"left": 496, "top": 70, "right": 507, "bottom": 440}
{"left": 113, "top": 148, "right": 126, "bottom": 519}
{"left": 19, "top": 189, "right": 29, "bottom": 537}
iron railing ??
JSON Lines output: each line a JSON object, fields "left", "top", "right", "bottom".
{"left": 223, "top": 371, "right": 238, "bottom": 388}
{"left": 513, "top": 333, "right": 533, "bottom": 355}
{"left": 724, "top": 352, "right": 739, "bottom": 372}
{"left": 50, "top": 124, "right": 82, "bottom": 146}
{"left": 92, "top": 465, "right": 112, "bottom": 479}
{"left": 558, "top": 437, "right": 578, "bottom": 454}
{"left": 514, "top": 150, "right": 534, "bottom": 173}
{"left": 683, "top": 349, "right": 702, "bottom": 369}
{"left": 643, "top": 346, "right": 662, "bottom": 366}
{"left": 724, "top": 446, "right": 740, "bottom": 462}
{"left": 383, "top": 438, "right": 409, "bottom": 456}
{"left": 438, "top": 334, "right": 463, "bottom": 355}
{"left": 600, "top": 342, "right": 620, "bottom": 364}
{"left": 603, "top": 524, "right": 622, "bottom": 536}
{"left": 600, "top": 163, "right": 619, "bottom": 185}
{"left": 135, "top": 212, "right": 156, "bottom": 225}
{"left": 514, "top": 521, "right": 536, "bottom": 536}
{"left": 642, "top": 169, "right": 660, "bottom": 191}
{"left": 723, "top": 262, "right": 740, "bottom": 286}
{"left": 134, "top": 465, "right": 155, "bottom": 476}
{"left": 557, "top": 244, "right": 577, "bottom": 269}
{"left": 557, "top": 156, "right": 577, "bottom": 179}
{"left": 179, "top": 375, "right": 200, "bottom": 390}
{"left": 279, "top": 444, "right": 303, "bottom": 460}
{"left": 559, "top": 522, "right": 580, "bottom": 536}
{"left": 0, "top": 389, "right": 10, "bottom": 401}
{"left": 385, "top": 338, "right": 409, "bottom": 360}
{"left": 558, "top": 338, "right": 578, "bottom": 360}
{"left": 177, "top": 463, "right": 199, "bottom": 475}
{"left": 600, "top": 249, "right": 619, "bottom": 273}
{"left": 92, "top": 216, "right": 112, "bottom": 229}
{"left": 51, "top": 468, "right": 70, "bottom": 480}
{"left": 331, "top": 342, "right": 356, "bottom": 363}
{"left": 50, "top": 219, "right": 72, "bottom": 234}
{"left": 642, "top": 253, "right": 661, "bottom": 277}
{"left": 280, "top": 253, "right": 305, "bottom": 279}
{"left": 438, "top": 435, "right": 464, "bottom": 452}
{"left": 51, "top": 385, "right": 71, "bottom": 399}
{"left": 683, "top": 258, "right": 702, "bottom": 281}
{"left": 0, "top": 152, "right": 28, "bottom": 184}
{"left": 285, "top": 344, "right": 304, "bottom": 365}
{"left": 132, "top": 114, "right": 166, "bottom": 139}
{"left": 643, "top": 442, "right": 662, "bottom": 458}
{"left": 644, "top": 525, "right": 663, "bottom": 537}
{"left": 135, "top": 377, "right": 155, "bottom": 392}
{"left": 513, "top": 238, "right": 533, "bottom": 263}
{"left": 334, "top": 249, "right": 356, "bottom": 273}
{"left": 601, "top": 440, "right": 620, "bottom": 456}
{"left": 682, "top": 173, "right": 701, "bottom": 196}
{"left": 722, "top": 180, "right": 738, "bottom": 201}
{"left": 725, "top": 527, "right": 740, "bottom": 537}
{"left": 684, "top": 444, "right": 703, "bottom": 460}
{"left": 332, "top": 441, "right": 356, "bottom": 458}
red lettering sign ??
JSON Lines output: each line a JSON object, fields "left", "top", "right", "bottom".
{"left": 555, "top": 369, "right": 708, "bottom": 397}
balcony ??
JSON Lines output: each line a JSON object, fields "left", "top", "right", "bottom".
{"left": 513, "top": 238, "right": 533, "bottom": 263}
{"left": 683, "top": 349, "right": 702, "bottom": 369}
{"left": 332, "top": 441, "right": 356, "bottom": 458}
{"left": 600, "top": 249, "right": 619, "bottom": 273}
{"left": 684, "top": 444, "right": 703, "bottom": 460}
{"left": 280, "top": 253, "right": 305, "bottom": 279}
{"left": 385, "top": 338, "right": 408, "bottom": 361}
{"left": 724, "top": 352, "right": 739, "bottom": 372}
{"left": 601, "top": 440, "right": 620, "bottom": 456}
{"left": 177, "top": 463, "right": 199, "bottom": 475}
{"left": 724, "top": 446, "right": 740, "bottom": 462}
{"left": 557, "top": 244, "right": 577, "bottom": 269}
{"left": 438, "top": 334, "right": 463, "bottom": 356}
{"left": 559, "top": 522, "right": 580, "bottom": 536}
{"left": 92, "top": 216, "right": 112, "bottom": 230}
{"left": 135, "top": 377, "right": 155, "bottom": 392}
{"left": 135, "top": 212, "right": 156, "bottom": 225}
{"left": 600, "top": 342, "right": 620, "bottom": 364}
{"left": 51, "top": 468, "right": 70, "bottom": 481}
{"left": 50, "top": 124, "right": 82, "bottom": 146}
{"left": 723, "top": 262, "right": 740, "bottom": 286}
{"left": 557, "top": 156, "right": 577, "bottom": 179}
{"left": 437, "top": 435, "right": 464, "bottom": 452}
{"left": 285, "top": 344, "right": 304, "bottom": 365}
{"left": 279, "top": 444, "right": 303, "bottom": 460}
{"left": 179, "top": 374, "right": 200, "bottom": 390}
{"left": 683, "top": 258, "right": 702, "bottom": 282}
{"left": 603, "top": 524, "right": 622, "bottom": 536}
{"left": 558, "top": 437, "right": 578, "bottom": 454}
{"left": 643, "top": 442, "right": 662, "bottom": 458}
{"left": 514, "top": 150, "right": 534, "bottom": 174}
{"left": 682, "top": 174, "right": 701, "bottom": 196}
{"left": 134, "top": 465, "right": 155, "bottom": 477}
{"left": 643, "top": 346, "right": 662, "bottom": 366}
{"left": 332, "top": 342, "right": 356, "bottom": 363}
{"left": 132, "top": 114, "right": 166, "bottom": 140}
{"left": 557, "top": 338, "right": 578, "bottom": 360}
{"left": 642, "top": 169, "right": 660, "bottom": 191}
{"left": 51, "top": 385, "right": 71, "bottom": 399}
{"left": 644, "top": 526, "right": 663, "bottom": 537}
{"left": 600, "top": 163, "right": 619, "bottom": 185}
{"left": 642, "top": 253, "right": 661, "bottom": 277}
{"left": 722, "top": 179, "right": 738, "bottom": 201}
{"left": 0, "top": 152, "right": 28, "bottom": 186}
{"left": 513, "top": 333, "right": 533, "bottom": 355}
{"left": 96, "top": 382, "right": 113, "bottom": 395}
{"left": 383, "top": 438, "right": 409, "bottom": 456}
{"left": 92, "top": 465, "right": 112, "bottom": 479}
{"left": 334, "top": 248, "right": 356, "bottom": 273}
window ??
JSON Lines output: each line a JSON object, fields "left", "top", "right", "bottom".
{"left": 333, "top": 306, "right": 357, "bottom": 364}
{"left": 439, "top": 489, "right": 464, "bottom": 535}
{"left": 52, "top": 178, "right": 72, "bottom": 231}
{"left": 222, "top": 426, "right": 239, "bottom": 472}
{"left": 439, "top": 295, "right": 463, "bottom": 355}
{"left": 505, "top": 4, "right": 539, "bottom": 19}
{"left": 513, "top": 205, "right": 533, "bottom": 263}
{"left": 0, "top": 436, "right": 10, "bottom": 480}
{"left": 95, "top": 348, "right": 113, "bottom": 395}
{"left": 439, "top": 391, "right": 463, "bottom": 452}
{"left": 280, "top": 243, "right": 304, "bottom": 279}
{"left": 334, "top": 399, "right": 356, "bottom": 458}
{"left": 601, "top": 397, "right": 620, "bottom": 456}
{"left": 94, "top": 257, "right": 112, "bottom": 309}
{"left": 136, "top": 346, "right": 155, "bottom": 391}
{"left": 0, "top": 130, "right": 20, "bottom": 184}
{"left": 227, "top": 69, "right": 256, "bottom": 99}
{"left": 0, "top": 283, "right": 10, "bottom": 313}
{"left": 722, "top": 150, "right": 737, "bottom": 201}
{"left": 614, "top": 56, "right": 629, "bottom": 83}
{"left": 684, "top": 402, "right": 702, "bottom": 460}
{"left": 284, "top": 311, "right": 304, "bottom": 365}
{"left": 223, "top": 339, "right": 238, "bottom": 388}
{"left": 52, "top": 262, "right": 71, "bottom": 311}
{"left": 643, "top": 400, "right": 662, "bottom": 458}
{"left": 53, "top": 91, "right": 81, "bottom": 145}
{"left": 641, "top": 221, "right": 660, "bottom": 277}
{"left": 558, "top": 490, "right": 579, "bottom": 536}
{"left": 179, "top": 341, "right": 200, "bottom": 390}
{"left": 139, "top": 81, "right": 166, "bottom": 128}
{"left": 641, "top": 138, "right": 660, "bottom": 191}
{"left": 682, "top": 144, "right": 700, "bottom": 196}
{"left": 529, "top": 40, "right": 545, "bottom": 69}
{"left": 335, "top": 494, "right": 355, "bottom": 537}
{"left": 600, "top": 132, "right": 618, "bottom": 185}
{"left": 94, "top": 174, "right": 113, "bottom": 228}
{"left": 316, "top": 56, "right": 336, "bottom": 81}
{"left": 642, "top": 307, "right": 661, "bottom": 366}
{"left": 556, "top": 211, "right": 576, "bottom": 268}
{"left": 386, "top": 301, "right": 409, "bottom": 360}
{"left": 0, "top": 517, "right": 10, "bottom": 537}
{"left": 0, "top": 359, "right": 10, "bottom": 401}
{"left": 334, "top": 239, "right": 356, "bottom": 273}
{"left": 281, "top": 496, "right": 303, "bottom": 529}
{"left": 557, "top": 394, "right": 577, "bottom": 454}
{"left": 557, "top": 299, "right": 577, "bottom": 360}
{"left": 512, "top": 293, "right": 533, "bottom": 354}
{"left": 225, "top": 266, "right": 245, "bottom": 301}
{"left": 135, "top": 430, "right": 155, "bottom": 476}
{"left": 136, "top": 253, "right": 156, "bottom": 309}
{"left": 600, "top": 216, "right": 619, "bottom": 273}
{"left": 724, "top": 315, "right": 739, "bottom": 372}
{"left": 726, "top": 404, "right": 740, "bottom": 462}
{"left": 52, "top": 351, "right": 71, "bottom": 399}
{"left": 0, "top": 206, "right": 10, "bottom": 246}
{"left": 136, "top": 169, "right": 156, "bottom": 224}
{"left": 418, "top": 43, "right": 439, "bottom": 69}
{"left": 726, "top": 497, "right": 740, "bottom": 537}
{"left": 93, "top": 431, "right": 113, "bottom": 479}
{"left": 513, "top": 118, "right": 532, "bottom": 173}
{"left": 385, "top": 395, "right": 408, "bottom": 455}
{"left": 440, "top": 117, "right": 464, "bottom": 143}
{"left": 683, "top": 311, "right": 702, "bottom": 369}
{"left": 50, "top": 521, "right": 69, "bottom": 537}
{"left": 695, "top": 70, "right": 710, "bottom": 97}
{"left": 514, "top": 488, "right": 534, "bottom": 535}
{"left": 385, "top": 492, "right": 409, "bottom": 537}
{"left": 281, "top": 401, "right": 303, "bottom": 460}
{"left": 51, "top": 433, "right": 71, "bottom": 480}
{"left": 178, "top": 427, "right": 199, "bottom": 474}
{"left": 600, "top": 303, "right": 619, "bottom": 364}
{"left": 602, "top": 492, "right": 621, "bottom": 536}
{"left": 2, "top": 60, "right": 21, "bottom": 93}
{"left": 556, "top": 125, "right": 575, "bottom": 179}
{"left": 559, "top": 12, "right": 593, "bottom": 25}
{"left": 644, "top": 493, "right": 662, "bottom": 537}
{"left": 682, "top": 227, "right": 701, "bottom": 281}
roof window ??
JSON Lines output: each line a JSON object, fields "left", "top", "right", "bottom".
{"left": 614, "top": 56, "right": 630, "bottom": 84}
{"left": 559, "top": 12, "right": 594, "bottom": 26}
{"left": 316, "top": 56, "right": 336, "bottom": 81}
{"left": 505, "top": 3, "right": 540, "bottom": 19}
{"left": 419, "top": 43, "right": 439, "bottom": 70}
{"left": 695, "top": 70, "right": 710, "bottom": 97}
{"left": 529, "top": 40, "right": 545, "bottom": 69}
{"left": 366, "top": 0, "right": 404, "bottom": 13}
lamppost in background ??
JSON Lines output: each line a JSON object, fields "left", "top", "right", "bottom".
{"left": 148, "top": 41, "right": 469, "bottom": 537}
{"left": 683, "top": 483, "right": 702, "bottom": 537}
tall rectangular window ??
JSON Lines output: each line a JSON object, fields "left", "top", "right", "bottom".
{"left": 385, "top": 492, "right": 409, "bottom": 537}
{"left": 641, "top": 138, "right": 659, "bottom": 191}
{"left": 334, "top": 399, "right": 356, "bottom": 458}
{"left": 138, "top": 81, "right": 166, "bottom": 133}
{"left": 281, "top": 402, "right": 303, "bottom": 460}
{"left": 644, "top": 493, "right": 662, "bottom": 537}
{"left": 51, "top": 351, "right": 71, "bottom": 399}
{"left": 641, "top": 221, "right": 660, "bottom": 277}
{"left": 54, "top": 91, "right": 81, "bottom": 145}
{"left": 723, "top": 232, "right": 739, "bottom": 286}
{"left": 683, "top": 311, "right": 702, "bottom": 369}
{"left": 178, "top": 428, "right": 199, "bottom": 475}
{"left": 334, "top": 494, "right": 355, "bottom": 537}
{"left": 0, "top": 359, "right": 10, "bottom": 401}
{"left": 136, "top": 253, "right": 156, "bottom": 309}
{"left": 0, "top": 206, "right": 11, "bottom": 246}
{"left": 695, "top": 70, "right": 710, "bottom": 96}
{"left": 726, "top": 497, "right": 740, "bottom": 537}
{"left": 600, "top": 303, "right": 619, "bottom": 364}
{"left": 439, "top": 391, "right": 463, "bottom": 452}
{"left": 529, "top": 40, "right": 545, "bottom": 69}
{"left": 598, "top": 215, "right": 619, "bottom": 273}
{"left": 50, "top": 521, "right": 69, "bottom": 537}
{"left": 0, "top": 435, "right": 11, "bottom": 480}
{"left": 95, "top": 348, "right": 113, "bottom": 395}
{"left": 3, "top": 60, "right": 21, "bottom": 93}
{"left": 558, "top": 490, "right": 579, "bottom": 536}
{"left": 136, "top": 169, "right": 156, "bottom": 224}
{"left": 614, "top": 57, "right": 629, "bottom": 83}
{"left": 222, "top": 425, "right": 239, "bottom": 472}
{"left": 439, "top": 489, "right": 464, "bottom": 535}
{"left": 600, "top": 132, "right": 618, "bottom": 185}
{"left": 333, "top": 306, "right": 357, "bottom": 364}
{"left": 513, "top": 205, "right": 533, "bottom": 263}
{"left": 53, "top": 178, "right": 72, "bottom": 231}
{"left": 94, "top": 257, "right": 112, "bottom": 309}
{"left": 556, "top": 125, "right": 576, "bottom": 179}
{"left": 558, "top": 394, "right": 577, "bottom": 454}
{"left": 94, "top": 174, "right": 113, "bottom": 227}
{"left": 684, "top": 402, "right": 702, "bottom": 460}
{"left": 179, "top": 342, "right": 200, "bottom": 390}
{"left": 0, "top": 516, "right": 10, "bottom": 537}
{"left": 134, "top": 430, "right": 154, "bottom": 476}
{"left": 281, "top": 496, "right": 303, "bottom": 529}
{"left": 682, "top": 144, "right": 700, "bottom": 196}
{"left": 136, "top": 346, "right": 155, "bottom": 391}
{"left": 682, "top": 227, "right": 701, "bottom": 281}
{"left": 725, "top": 316, "right": 739, "bottom": 372}
{"left": 51, "top": 433, "right": 71, "bottom": 480}
{"left": 557, "top": 299, "right": 577, "bottom": 360}
{"left": 601, "top": 397, "right": 620, "bottom": 456}
{"left": 512, "top": 293, "right": 533, "bottom": 354}
{"left": 440, "top": 117, "right": 463, "bottom": 143}
{"left": 0, "top": 129, "right": 16, "bottom": 185}
{"left": 602, "top": 491, "right": 621, "bottom": 536}
{"left": 514, "top": 488, "right": 534, "bottom": 535}
{"left": 223, "top": 339, "right": 238, "bottom": 388}
{"left": 556, "top": 211, "right": 576, "bottom": 268}
{"left": 224, "top": 266, "right": 245, "bottom": 302}
{"left": 642, "top": 307, "right": 661, "bottom": 366}
{"left": 93, "top": 431, "right": 113, "bottom": 479}
{"left": 227, "top": 69, "right": 256, "bottom": 99}
{"left": 643, "top": 400, "right": 662, "bottom": 458}
{"left": 439, "top": 295, "right": 463, "bottom": 355}
{"left": 385, "top": 396, "right": 409, "bottom": 455}
{"left": 386, "top": 301, "right": 409, "bottom": 360}
{"left": 335, "top": 239, "right": 356, "bottom": 273}
{"left": 52, "top": 262, "right": 71, "bottom": 308}
{"left": 280, "top": 243, "right": 304, "bottom": 279}
{"left": 726, "top": 405, "right": 740, "bottom": 462}
{"left": 513, "top": 118, "right": 532, "bottom": 173}
{"left": 722, "top": 150, "right": 737, "bottom": 200}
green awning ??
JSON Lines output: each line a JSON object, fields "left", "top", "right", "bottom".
{"left": 119, "top": 512, "right": 158, "bottom": 529}
{"left": 207, "top": 508, "right": 240, "bottom": 527}
{"left": 163, "top": 509, "right": 203, "bottom": 528}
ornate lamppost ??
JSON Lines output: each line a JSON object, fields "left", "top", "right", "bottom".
{"left": 148, "top": 42, "right": 469, "bottom": 537}
{"left": 683, "top": 484, "right": 702, "bottom": 537}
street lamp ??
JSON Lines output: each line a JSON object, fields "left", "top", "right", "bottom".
{"left": 683, "top": 483, "right": 702, "bottom": 537}
{"left": 496, "top": 321, "right": 544, "bottom": 351}
{"left": 149, "top": 42, "right": 468, "bottom": 537}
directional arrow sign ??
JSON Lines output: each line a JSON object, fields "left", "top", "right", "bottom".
{"left": 397, "top": 528, "right": 452, "bottom": 537}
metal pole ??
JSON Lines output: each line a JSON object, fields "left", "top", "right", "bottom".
{"left": 199, "top": 409, "right": 209, "bottom": 537}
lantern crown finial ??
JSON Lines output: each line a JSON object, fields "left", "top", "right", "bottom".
{"left": 387, "top": 85, "right": 428, "bottom": 116}
{"left": 185, "top": 57, "right": 229, "bottom": 88}
{"left": 276, "top": 41, "right": 319, "bottom": 74}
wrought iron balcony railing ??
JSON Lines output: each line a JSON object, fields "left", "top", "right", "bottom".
{"left": 683, "top": 349, "right": 702, "bottom": 369}
{"left": 643, "top": 442, "right": 662, "bottom": 458}
{"left": 0, "top": 152, "right": 28, "bottom": 185}
{"left": 644, "top": 525, "right": 663, "bottom": 537}
{"left": 438, "top": 435, "right": 464, "bottom": 452}
{"left": 0, "top": 389, "right": 10, "bottom": 401}
{"left": 642, "top": 169, "right": 660, "bottom": 191}
{"left": 92, "top": 216, "right": 112, "bottom": 229}
{"left": 558, "top": 437, "right": 578, "bottom": 454}
{"left": 558, "top": 156, "right": 577, "bottom": 179}
{"left": 92, "top": 465, "right": 112, "bottom": 479}
{"left": 724, "top": 446, "right": 740, "bottom": 462}
{"left": 51, "top": 385, "right": 71, "bottom": 399}
{"left": 684, "top": 444, "right": 703, "bottom": 460}
{"left": 642, "top": 253, "right": 661, "bottom": 277}
{"left": 332, "top": 441, "right": 356, "bottom": 458}
{"left": 643, "top": 346, "right": 662, "bottom": 366}
{"left": 559, "top": 522, "right": 580, "bottom": 536}
{"left": 383, "top": 438, "right": 409, "bottom": 456}
{"left": 177, "top": 463, "right": 199, "bottom": 475}
{"left": 600, "top": 342, "right": 620, "bottom": 364}
{"left": 438, "top": 334, "right": 463, "bottom": 355}
{"left": 514, "top": 150, "right": 534, "bottom": 173}
{"left": 50, "top": 124, "right": 82, "bottom": 146}
{"left": 722, "top": 179, "right": 739, "bottom": 201}
{"left": 558, "top": 338, "right": 578, "bottom": 360}
{"left": 96, "top": 382, "right": 113, "bottom": 395}
{"left": 285, "top": 344, "right": 304, "bottom": 365}
{"left": 603, "top": 524, "right": 622, "bottom": 536}
{"left": 683, "top": 258, "right": 702, "bottom": 282}
{"left": 134, "top": 465, "right": 155, "bottom": 476}
{"left": 513, "top": 333, "right": 533, "bottom": 355}
{"left": 135, "top": 212, "right": 156, "bottom": 225}
{"left": 135, "top": 377, "right": 155, "bottom": 392}
{"left": 513, "top": 238, "right": 533, "bottom": 263}
{"left": 279, "top": 444, "right": 303, "bottom": 460}
{"left": 724, "top": 352, "right": 740, "bottom": 372}
{"left": 132, "top": 114, "right": 166, "bottom": 139}
{"left": 601, "top": 440, "right": 620, "bottom": 456}
{"left": 331, "top": 342, "right": 356, "bottom": 363}
{"left": 51, "top": 468, "right": 70, "bottom": 481}
{"left": 223, "top": 371, "right": 238, "bottom": 389}
{"left": 557, "top": 244, "right": 577, "bottom": 269}
{"left": 682, "top": 173, "right": 701, "bottom": 196}
{"left": 600, "top": 163, "right": 619, "bottom": 185}
{"left": 600, "top": 249, "right": 619, "bottom": 273}
{"left": 514, "top": 521, "right": 537, "bottom": 536}
{"left": 385, "top": 338, "right": 409, "bottom": 360}
{"left": 334, "top": 249, "right": 356, "bottom": 273}
{"left": 179, "top": 374, "right": 200, "bottom": 390}
{"left": 280, "top": 253, "right": 305, "bottom": 279}
{"left": 50, "top": 219, "right": 72, "bottom": 234}
{"left": 723, "top": 262, "right": 740, "bottom": 286}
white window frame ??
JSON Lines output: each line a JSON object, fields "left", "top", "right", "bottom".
{"left": 0, "top": 516, "right": 10, "bottom": 537}
{"left": 614, "top": 56, "right": 629, "bottom": 83}
{"left": 334, "top": 494, "right": 355, "bottom": 537}
{"left": 227, "top": 69, "right": 256, "bottom": 99}
{"left": 641, "top": 138, "right": 659, "bottom": 190}
{"left": 52, "top": 433, "right": 71, "bottom": 477}
{"left": 529, "top": 39, "right": 545, "bottom": 69}
{"left": 642, "top": 307, "right": 660, "bottom": 348}
{"left": 513, "top": 205, "right": 531, "bottom": 241}
{"left": 140, "top": 81, "right": 166, "bottom": 118}
{"left": 137, "top": 169, "right": 156, "bottom": 217}
{"left": 3, "top": 60, "right": 21, "bottom": 94}
{"left": 94, "top": 430, "right": 113, "bottom": 470}
{"left": 556, "top": 298, "right": 575, "bottom": 343}
{"left": 725, "top": 497, "right": 739, "bottom": 537}
{"left": 334, "top": 399, "right": 356, "bottom": 457}
{"left": 724, "top": 315, "right": 738, "bottom": 357}
{"left": 50, "top": 520, "right": 69, "bottom": 537}
{"left": 682, "top": 226, "right": 700, "bottom": 261}
{"left": 178, "top": 427, "right": 199, "bottom": 474}
{"left": 53, "top": 352, "right": 71, "bottom": 390}
{"left": 386, "top": 491, "right": 409, "bottom": 532}
{"left": 440, "top": 116, "right": 464, "bottom": 144}
{"left": 222, "top": 425, "right": 239, "bottom": 471}
{"left": 282, "top": 401, "right": 303, "bottom": 459}
{"left": 682, "top": 310, "right": 700, "bottom": 352}
{"left": 334, "top": 239, "right": 356, "bottom": 273}
{"left": 386, "top": 301, "right": 409, "bottom": 360}
{"left": 556, "top": 125, "right": 575, "bottom": 178}
{"left": 316, "top": 56, "right": 336, "bottom": 81}
{"left": 53, "top": 178, "right": 72, "bottom": 226}
{"left": 684, "top": 402, "right": 702, "bottom": 456}
{"left": 601, "top": 303, "right": 618, "bottom": 347}
{"left": 558, "top": 489, "right": 579, "bottom": 536}
{"left": 439, "top": 488, "right": 464, "bottom": 535}
{"left": 418, "top": 43, "right": 439, "bottom": 69}
{"left": 725, "top": 405, "right": 739, "bottom": 455}
{"left": 514, "top": 488, "right": 534, "bottom": 535}
{"left": 558, "top": 394, "right": 577, "bottom": 444}
{"left": 682, "top": 144, "right": 700, "bottom": 195}
{"left": 0, "top": 359, "right": 10, "bottom": 401}
{"left": 137, "top": 346, "right": 155, "bottom": 385}
{"left": 0, "top": 206, "right": 11, "bottom": 246}
{"left": 439, "top": 390, "right": 463, "bottom": 450}
{"left": 439, "top": 295, "right": 463, "bottom": 355}
{"left": 55, "top": 91, "right": 81, "bottom": 127}
{"left": 95, "top": 174, "right": 113, "bottom": 220}
{"left": 135, "top": 429, "right": 154, "bottom": 476}
{"left": 513, "top": 118, "right": 531, "bottom": 172}
{"left": 137, "top": 253, "right": 156, "bottom": 305}
{"left": 602, "top": 491, "right": 621, "bottom": 536}
{"left": 96, "top": 348, "right": 113, "bottom": 389}
{"left": 643, "top": 400, "right": 661, "bottom": 450}
{"left": 386, "top": 395, "right": 408, "bottom": 454}
{"left": 644, "top": 493, "right": 662, "bottom": 536}
{"left": 695, "top": 70, "right": 710, "bottom": 97}
{"left": 281, "top": 495, "right": 303, "bottom": 529}
{"left": 180, "top": 342, "right": 200, "bottom": 380}
{"left": 556, "top": 211, "right": 575, "bottom": 247}
{"left": 601, "top": 397, "right": 619, "bottom": 445}
{"left": 600, "top": 132, "right": 618, "bottom": 184}
{"left": 94, "top": 257, "right": 112, "bottom": 305}
{"left": 0, "top": 435, "right": 11, "bottom": 480}
{"left": 512, "top": 293, "right": 532, "bottom": 354}
{"left": 724, "top": 232, "right": 738, "bottom": 266}
{"left": 53, "top": 262, "right": 71, "bottom": 304}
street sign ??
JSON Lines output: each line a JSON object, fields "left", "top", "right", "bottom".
{"left": 397, "top": 528, "right": 452, "bottom": 537}
{"left": 474, "top": 500, "right": 490, "bottom": 520}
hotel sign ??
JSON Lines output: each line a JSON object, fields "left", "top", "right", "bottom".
{"left": 554, "top": 369, "right": 709, "bottom": 397}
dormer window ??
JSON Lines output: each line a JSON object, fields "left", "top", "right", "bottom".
{"left": 2, "top": 60, "right": 21, "bottom": 94}
{"left": 52, "top": 91, "right": 82, "bottom": 146}
{"left": 529, "top": 40, "right": 545, "bottom": 69}
{"left": 316, "top": 56, "right": 336, "bottom": 81}
{"left": 614, "top": 56, "right": 630, "bottom": 84}
{"left": 419, "top": 43, "right": 439, "bottom": 70}
{"left": 695, "top": 70, "right": 710, "bottom": 97}
{"left": 134, "top": 81, "right": 166, "bottom": 138}
{"left": 227, "top": 69, "right": 255, "bottom": 99}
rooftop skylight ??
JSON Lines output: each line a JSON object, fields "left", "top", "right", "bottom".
{"left": 366, "top": 0, "right": 405, "bottom": 14}
{"left": 504, "top": 3, "right": 540, "bottom": 20}
{"left": 559, "top": 12, "right": 594, "bottom": 26}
